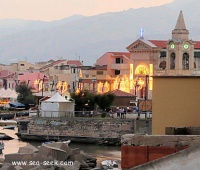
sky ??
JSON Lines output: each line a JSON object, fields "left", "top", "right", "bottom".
{"left": 0, "top": 0, "right": 174, "bottom": 21}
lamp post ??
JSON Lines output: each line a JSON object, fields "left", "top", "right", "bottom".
{"left": 145, "top": 75, "right": 149, "bottom": 100}
{"left": 61, "top": 81, "right": 65, "bottom": 95}
{"left": 27, "top": 80, "right": 30, "bottom": 87}
{"left": 42, "top": 75, "right": 47, "bottom": 98}
{"left": 134, "top": 80, "right": 138, "bottom": 96}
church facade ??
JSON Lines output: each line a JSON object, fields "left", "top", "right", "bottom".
{"left": 79, "top": 11, "right": 200, "bottom": 100}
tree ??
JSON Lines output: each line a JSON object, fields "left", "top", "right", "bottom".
{"left": 71, "top": 90, "right": 95, "bottom": 111}
{"left": 15, "top": 81, "right": 36, "bottom": 109}
{"left": 95, "top": 93, "right": 115, "bottom": 111}
{"left": 71, "top": 90, "right": 115, "bottom": 112}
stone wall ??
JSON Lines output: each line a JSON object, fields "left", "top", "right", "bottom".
{"left": 121, "top": 134, "right": 200, "bottom": 147}
{"left": 19, "top": 118, "right": 138, "bottom": 145}
{"left": 121, "top": 134, "right": 200, "bottom": 169}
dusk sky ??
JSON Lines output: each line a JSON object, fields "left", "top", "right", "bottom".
{"left": 0, "top": 0, "right": 174, "bottom": 21}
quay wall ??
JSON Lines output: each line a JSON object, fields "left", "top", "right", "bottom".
{"left": 121, "top": 134, "right": 200, "bottom": 169}
{"left": 18, "top": 118, "right": 151, "bottom": 145}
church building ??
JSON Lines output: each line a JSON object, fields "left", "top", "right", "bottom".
{"left": 79, "top": 11, "right": 200, "bottom": 101}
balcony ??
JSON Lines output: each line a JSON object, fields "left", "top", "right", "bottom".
{"left": 154, "top": 69, "right": 166, "bottom": 76}
{"left": 110, "top": 63, "right": 129, "bottom": 70}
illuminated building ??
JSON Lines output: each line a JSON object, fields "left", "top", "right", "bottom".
{"left": 80, "top": 10, "right": 200, "bottom": 99}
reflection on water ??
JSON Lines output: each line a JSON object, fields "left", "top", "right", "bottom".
{"left": 0, "top": 127, "right": 121, "bottom": 167}
{"left": 0, "top": 127, "right": 28, "bottom": 159}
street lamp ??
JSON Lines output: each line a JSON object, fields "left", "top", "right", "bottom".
{"left": 27, "top": 80, "right": 30, "bottom": 87}
{"left": 134, "top": 80, "right": 139, "bottom": 95}
{"left": 145, "top": 75, "right": 149, "bottom": 100}
{"left": 42, "top": 75, "right": 47, "bottom": 98}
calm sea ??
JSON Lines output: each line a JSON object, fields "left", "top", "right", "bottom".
{"left": 0, "top": 128, "right": 121, "bottom": 167}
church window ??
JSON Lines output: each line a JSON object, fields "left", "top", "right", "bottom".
{"left": 160, "top": 51, "right": 166, "bottom": 58}
{"left": 194, "top": 62, "right": 196, "bottom": 69}
{"left": 182, "top": 53, "right": 189, "bottom": 70}
{"left": 170, "top": 53, "right": 175, "bottom": 69}
{"left": 159, "top": 61, "right": 166, "bottom": 70}
{"left": 135, "top": 65, "right": 149, "bottom": 75}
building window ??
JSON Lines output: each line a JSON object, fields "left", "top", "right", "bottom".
{"left": 97, "top": 71, "right": 103, "bottom": 75}
{"left": 116, "top": 58, "right": 120, "bottom": 64}
{"left": 194, "top": 52, "right": 200, "bottom": 58}
{"left": 182, "top": 53, "right": 189, "bottom": 70}
{"left": 160, "top": 51, "right": 166, "bottom": 58}
{"left": 135, "top": 65, "right": 148, "bottom": 75}
{"left": 73, "top": 68, "right": 76, "bottom": 73}
{"left": 20, "top": 64, "right": 25, "bottom": 66}
{"left": 115, "top": 70, "right": 120, "bottom": 75}
{"left": 60, "top": 65, "right": 69, "bottom": 70}
{"left": 170, "top": 53, "right": 175, "bottom": 69}
{"left": 159, "top": 61, "right": 166, "bottom": 70}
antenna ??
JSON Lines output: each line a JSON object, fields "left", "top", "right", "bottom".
{"left": 75, "top": 53, "right": 80, "bottom": 61}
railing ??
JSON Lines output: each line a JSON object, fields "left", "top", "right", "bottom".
{"left": 39, "top": 111, "right": 96, "bottom": 118}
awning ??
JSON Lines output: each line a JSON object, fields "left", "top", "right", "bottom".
{"left": 9, "top": 102, "right": 25, "bottom": 108}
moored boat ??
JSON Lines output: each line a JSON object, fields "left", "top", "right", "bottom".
{"left": 0, "top": 120, "right": 17, "bottom": 126}
{"left": 3, "top": 125, "right": 16, "bottom": 130}
{"left": 0, "top": 133, "right": 13, "bottom": 140}
{"left": 42, "top": 140, "right": 71, "bottom": 146}
{"left": 0, "top": 113, "right": 15, "bottom": 120}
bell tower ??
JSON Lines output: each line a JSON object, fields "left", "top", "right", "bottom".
{"left": 166, "top": 11, "right": 194, "bottom": 75}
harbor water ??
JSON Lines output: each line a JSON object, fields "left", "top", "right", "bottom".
{"left": 0, "top": 127, "right": 121, "bottom": 168}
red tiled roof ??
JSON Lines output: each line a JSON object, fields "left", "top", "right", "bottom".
{"left": 110, "top": 89, "right": 135, "bottom": 97}
{"left": 194, "top": 41, "right": 200, "bottom": 49}
{"left": 108, "top": 52, "right": 130, "bottom": 58}
{"left": 39, "top": 60, "right": 65, "bottom": 70}
{"left": 67, "top": 60, "right": 83, "bottom": 66}
{"left": 149, "top": 40, "right": 200, "bottom": 49}
{"left": 149, "top": 40, "right": 167, "bottom": 49}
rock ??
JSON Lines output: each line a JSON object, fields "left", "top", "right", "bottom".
{"left": 18, "top": 144, "right": 39, "bottom": 154}
{"left": 2, "top": 141, "right": 97, "bottom": 170}
{"left": 0, "top": 163, "right": 15, "bottom": 170}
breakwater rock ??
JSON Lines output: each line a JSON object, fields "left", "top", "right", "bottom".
{"left": 0, "top": 141, "right": 97, "bottom": 170}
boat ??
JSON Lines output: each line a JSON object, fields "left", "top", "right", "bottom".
{"left": 0, "top": 120, "right": 17, "bottom": 126}
{"left": 0, "top": 133, "right": 13, "bottom": 140}
{"left": 42, "top": 140, "right": 71, "bottom": 146}
{"left": 0, "top": 113, "right": 15, "bottom": 120}
{"left": 3, "top": 125, "right": 16, "bottom": 130}
{"left": 101, "top": 160, "right": 119, "bottom": 170}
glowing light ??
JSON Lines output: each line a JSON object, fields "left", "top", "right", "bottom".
{"left": 140, "top": 28, "right": 144, "bottom": 39}
{"left": 56, "top": 81, "right": 68, "bottom": 94}
{"left": 34, "top": 79, "right": 43, "bottom": 91}
{"left": 120, "top": 75, "right": 130, "bottom": 93}
{"left": 113, "top": 75, "right": 130, "bottom": 93}
{"left": 75, "top": 88, "right": 80, "bottom": 95}
{"left": 113, "top": 75, "right": 120, "bottom": 90}
{"left": 79, "top": 70, "right": 82, "bottom": 78}
{"left": 130, "top": 64, "right": 134, "bottom": 89}
{"left": 135, "top": 65, "right": 149, "bottom": 75}
{"left": 133, "top": 78, "right": 144, "bottom": 91}
{"left": 97, "top": 81, "right": 110, "bottom": 94}
{"left": 149, "top": 64, "right": 153, "bottom": 90}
